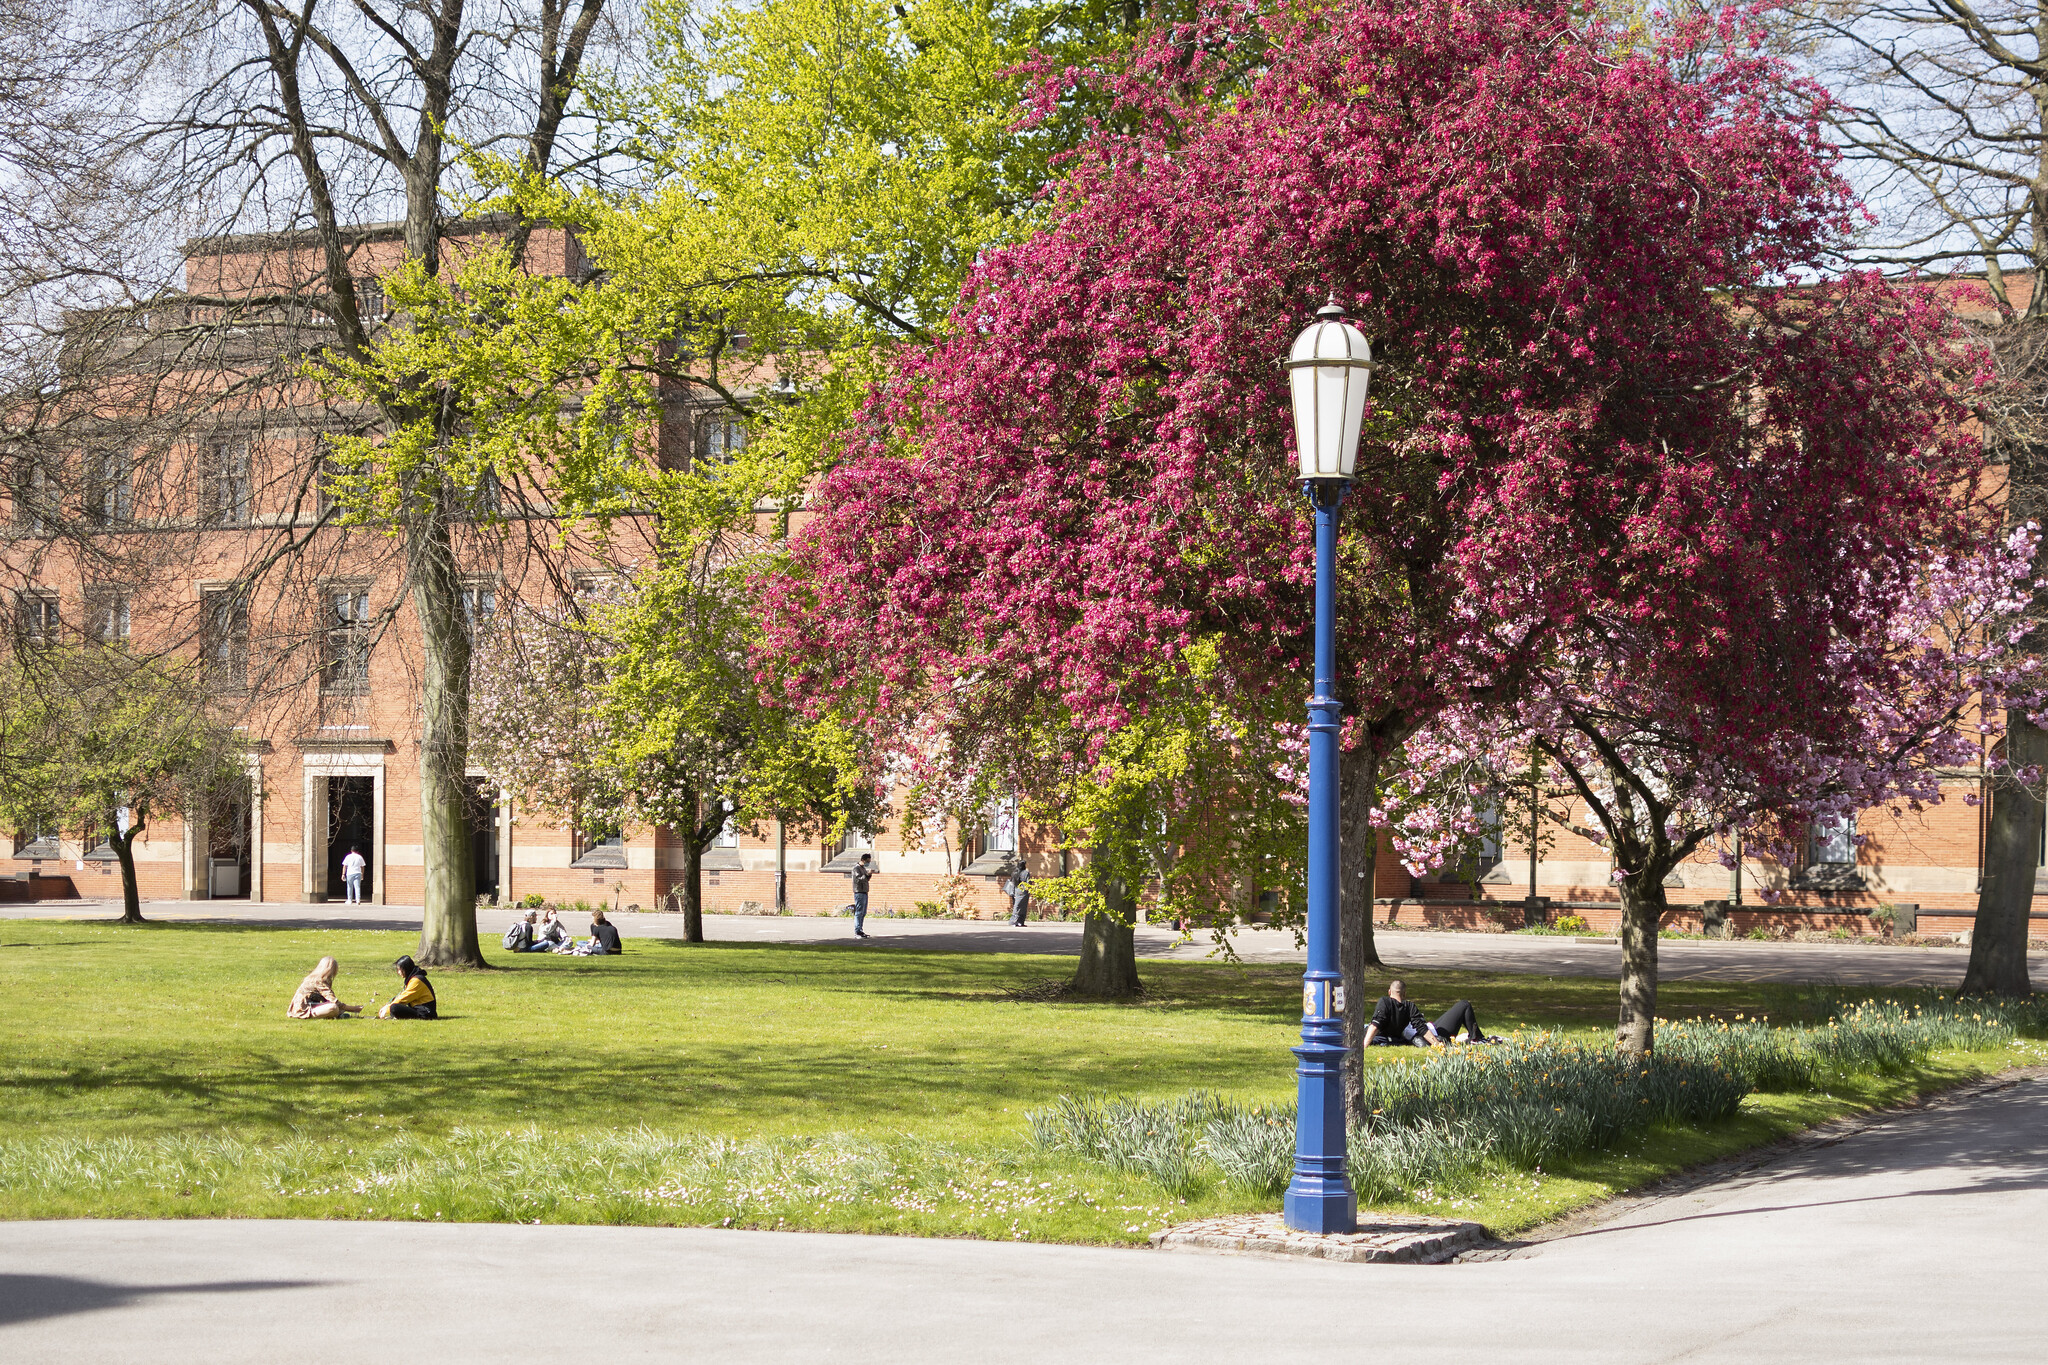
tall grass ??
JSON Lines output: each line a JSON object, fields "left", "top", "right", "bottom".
{"left": 1031, "top": 993, "right": 2048, "bottom": 1204}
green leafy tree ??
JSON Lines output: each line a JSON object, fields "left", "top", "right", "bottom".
{"left": 470, "top": 499, "right": 879, "bottom": 942}
{"left": 337, "top": 0, "right": 1210, "bottom": 950}
{"left": 0, "top": 648, "right": 241, "bottom": 924}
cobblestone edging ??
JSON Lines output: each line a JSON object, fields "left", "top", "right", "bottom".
{"left": 1149, "top": 1212, "right": 1485, "bottom": 1264}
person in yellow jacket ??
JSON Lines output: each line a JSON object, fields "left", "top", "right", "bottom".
{"left": 377, "top": 955, "right": 438, "bottom": 1019}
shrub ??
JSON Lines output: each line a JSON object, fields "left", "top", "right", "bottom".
{"left": 518, "top": 892, "right": 546, "bottom": 910}
{"left": 1552, "top": 914, "right": 1589, "bottom": 934}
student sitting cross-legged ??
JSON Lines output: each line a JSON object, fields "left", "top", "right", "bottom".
{"left": 377, "top": 955, "right": 438, "bottom": 1019}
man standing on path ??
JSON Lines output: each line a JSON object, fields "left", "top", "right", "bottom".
{"left": 341, "top": 846, "right": 367, "bottom": 906}
{"left": 851, "top": 853, "right": 876, "bottom": 939}
{"left": 1004, "top": 858, "right": 1032, "bottom": 927}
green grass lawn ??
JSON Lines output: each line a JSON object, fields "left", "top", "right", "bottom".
{"left": 1, "top": 918, "right": 2033, "bottom": 1241}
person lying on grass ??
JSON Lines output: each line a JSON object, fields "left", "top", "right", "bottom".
{"left": 1362, "top": 979, "right": 1496, "bottom": 1046}
{"left": 286, "top": 956, "right": 362, "bottom": 1019}
{"left": 377, "top": 955, "right": 438, "bottom": 1019}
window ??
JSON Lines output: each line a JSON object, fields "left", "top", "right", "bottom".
{"left": 16, "top": 590, "right": 59, "bottom": 646}
{"left": 572, "top": 571, "right": 627, "bottom": 607}
{"left": 10, "top": 458, "right": 49, "bottom": 535}
{"left": 464, "top": 468, "right": 501, "bottom": 517}
{"left": 571, "top": 821, "right": 627, "bottom": 868}
{"left": 987, "top": 798, "right": 1018, "bottom": 855}
{"left": 354, "top": 276, "right": 386, "bottom": 322}
{"left": 460, "top": 581, "right": 498, "bottom": 634}
{"left": 965, "top": 797, "right": 1016, "bottom": 863}
{"left": 321, "top": 587, "right": 372, "bottom": 692}
{"left": 318, "top": 452, "right": 360, "bottom": 518}
{"left": 1476, "top": 800, "right": 1502, "bottom": 864}
{"left": 1807, "top": 813, "right": 1856, "bottom": 866}
{"left": 12, "top": 820, "right": 59, "bottom": 860}
{"left": 86, "top": 448, "right": 132, "bottom": 525}
{"left": 832, "top": 826, "right": 875, "bottom": 860}
{"left": 695, "top": 412, "right": 747, "bottom": 466}
{"left": 203, "top": 438, "right": 252, "bottom": 524}
{"left": 201, "top": 589, "right": 249, "bottom": 692}
{"left": 85, "top": 586, "right": 130, "bottom": 644}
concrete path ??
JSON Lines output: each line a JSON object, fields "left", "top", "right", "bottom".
{"left": 2, "top": 1071, "right": 2041, "bottom": 1362}
{"left": 7, "top": 897, "right": 2042, "bottom": 987}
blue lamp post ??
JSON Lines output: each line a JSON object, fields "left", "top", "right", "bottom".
{"left": 1283, "top": 297, "right": 1374, "bottom": 1234}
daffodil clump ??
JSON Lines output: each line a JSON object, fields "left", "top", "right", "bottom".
{"left": 1033, "top": 994, "right": 2048, "bottom": 1205}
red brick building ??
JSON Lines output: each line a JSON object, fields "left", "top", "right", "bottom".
{"left": 3, "top": 221, "right": 1027, "bottom": 920}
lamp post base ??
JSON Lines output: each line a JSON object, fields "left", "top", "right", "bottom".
{"left": 1284, "top": 1033, "right": 1357, "bottom": 1234}
{"left": 1283, "top": 1183, "right": 1360, "bottom": 1234}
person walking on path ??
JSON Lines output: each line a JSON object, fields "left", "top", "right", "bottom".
{"left": 851, "top": 853, "right": 876, "bottom": 938}
{"left": 341, "top": 846, "right": 367, "bottom": 905}
{"left": 1004, "top": 859, "right": 1032, "bottom": 927}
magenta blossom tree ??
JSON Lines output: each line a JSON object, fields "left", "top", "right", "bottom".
{"left": 1388, "top": 526, "right": 2043, "bottom": 1051}
{"left": 764, "top": 0, "right": 1989, "bottom": 1084}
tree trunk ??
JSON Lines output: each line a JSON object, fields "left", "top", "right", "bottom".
{"left": 1339, "top": 743, "right": 1385, "bottom": 1125}
{"left": 111, "top": 816, "right": 144, "bottom": 924}
{"left": 1964, "top": 715, "right": 2042, "bottom": 996}
{"left": 411, "top": 511, "right": 483, "bottom": 969}
{"left": 1073, "top": 864, "right": 1141, "bottom": 997}
{"left": 681, "top": 791, "right": 706, "bottom": 943}
{"left": 1616, "top": 874, "right": 1666, "bottom": 1054}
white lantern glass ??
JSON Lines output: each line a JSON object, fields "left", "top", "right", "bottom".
{"left": 1285, "top": 304, "right": 1373, "bottom": 480}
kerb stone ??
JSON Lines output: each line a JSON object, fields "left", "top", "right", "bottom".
{"left": 1148, "top": 1211, "right": 1484, "bottom": 1264}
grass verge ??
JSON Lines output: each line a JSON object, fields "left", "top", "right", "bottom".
{"left": 0, "top": 920, "right": 2037, "bottom": 1242}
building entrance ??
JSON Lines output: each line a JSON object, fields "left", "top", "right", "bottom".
{"left": 325, "top": 776, "right": 374, "bottom": 900}
{"left": 462, "top": 777, "right": 500, "bottom": 902}
{"left": 206, "top": 775, "right": 253, "bottom": 899}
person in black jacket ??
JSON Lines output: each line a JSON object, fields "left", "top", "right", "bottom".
{"left": 1363, "top": 980, "right": 1490, "bottom": 1046}
{"left": 588, "top": 908, "right": 623, "bottom": 955}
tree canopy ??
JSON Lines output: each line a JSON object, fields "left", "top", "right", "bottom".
{"left": 765, "top": 0, "right": 1995, "bottom": 1052}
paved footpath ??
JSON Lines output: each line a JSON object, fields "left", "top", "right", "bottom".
{"left": 2, "top": 1071, "right": 2041, "bottom": 1362}
{"left": 9, "top": 898, "right": 2044, "bottom": 987}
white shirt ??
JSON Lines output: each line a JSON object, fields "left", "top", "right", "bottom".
{"left": 341, "top": 852, "right": 366, "bottom": 878}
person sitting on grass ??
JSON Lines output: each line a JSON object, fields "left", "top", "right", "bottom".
{"left": 377, "top": 955, "right": 438, "bottom": 1019}
{"left": 533, "top": 908, "right": 571, "bottom": 952}
{"left": 1362, "top": 979, "right": 1493, "bottom": 1047}
{"left": 503, "top": 911, "right": 538, "bottom": 953}
{"left": 583, "top": 908, "right": 622, "bottom": 956}
{"left": 287, "top": 956, "right": 362, "bottom": 1019}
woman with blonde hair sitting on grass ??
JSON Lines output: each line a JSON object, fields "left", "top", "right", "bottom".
{"left": 286, "top": 957, "right": 362, "bottom": 1019}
